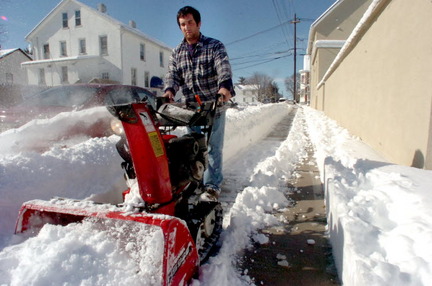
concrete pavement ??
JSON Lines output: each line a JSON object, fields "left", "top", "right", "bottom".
{"left": 238, "top": 106, "right": 340, "bottom": 285}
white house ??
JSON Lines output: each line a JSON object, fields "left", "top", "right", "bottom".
{"left": 233, "top": 84, "right": 259, "bottom": 105}
{"left": 0, "top": 48, "right": 32, "bottom": 86}
{"left": 21, "top": 0, "right": 172, "bottom": 96}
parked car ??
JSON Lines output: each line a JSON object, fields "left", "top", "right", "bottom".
{"left": 0, "top": 84, "right": 156, "bottom": 134}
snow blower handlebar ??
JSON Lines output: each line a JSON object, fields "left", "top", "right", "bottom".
{"left": 155, "top": 94, "right": 223, "bottom": 127}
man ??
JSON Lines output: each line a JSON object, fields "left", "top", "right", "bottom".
{"left": 163, "top": 6, "right": 235, "bottom": 199}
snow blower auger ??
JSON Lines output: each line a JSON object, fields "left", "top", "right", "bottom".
{"left": 14, "top": 96, "right": 224, "bottom": 286}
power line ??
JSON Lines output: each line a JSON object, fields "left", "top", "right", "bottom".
{"left": 272, "top": 0, "right": 291, "bottom": 50}
{"left": 230, "top": 49, "right": 293, "bottom": 62}
{"left": 225, "top": 19, "right": 292, "bottom": 46}
{"left": 232, "top": 54, "right": 292, "bottom": 71}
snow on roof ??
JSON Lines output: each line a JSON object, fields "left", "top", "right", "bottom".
{"left": 0, "top": 48, "right": 32, "bottom": 61}
{"left": 315, "top": 40, "right": 346, "bottom": 48}
{"left": 235, "top": 84, "right": 259, "bottom": 90}
{"left": 21, "top": 54, "right": 99, "bottom": 66}
{"left": 0, "top": 48, "right": 20, "bottom": 58}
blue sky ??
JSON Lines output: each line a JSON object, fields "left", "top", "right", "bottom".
{"left": 0, "top": 0, "right": 335, "bottom": 97}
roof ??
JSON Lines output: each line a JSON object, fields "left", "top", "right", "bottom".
{"left": 0, "top": 48, "right": 32, "bottom": 60}
{"left": 235, "top": 84, "right": 259, "bottom": 91}
{"left": 306, "top": 0, "right": 343, "bottom": 54}
{"left": 0, "top": 49, "right": 18, "bottom": 58}
{"left": 306, "top": 0, "right": 372, "bottom": 54}
{"left": 315, "top": 40, "right": 346, "bottom": 48}
{"left": 25, "top": 0, "right": 172, "bottom": 51}
{"left": 21, "top": 54, "right": 99, "bottom": 66}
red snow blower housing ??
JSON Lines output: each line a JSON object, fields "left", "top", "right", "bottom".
{"left": 14, "top": 96, "right": 224, "bottom": 285}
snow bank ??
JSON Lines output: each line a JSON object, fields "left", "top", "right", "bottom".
{"left": 304, "top": 106, "right": 432, "bottom": 285}
{"left": 224, "top": 103, "right": 290, "bottom": 162}
{"left": 0, "top": 106, "right": 112, "bottom": 153}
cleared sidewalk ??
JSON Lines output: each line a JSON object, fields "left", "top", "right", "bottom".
{"left": 239, "top": 106, "right": 339, "bottom": 285}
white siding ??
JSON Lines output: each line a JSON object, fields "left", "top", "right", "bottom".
{"left": 23, "top": 0, "right": 171, "bottom": 88}
{"left": 233, "top": 85, "right": 259, "bottom": 105}
{"left": 121, "top": 31, "right": 171, "bottom": 88}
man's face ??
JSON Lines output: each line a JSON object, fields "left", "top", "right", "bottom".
{"left": 178, "top": 14, "right": 201, "bottom": 44}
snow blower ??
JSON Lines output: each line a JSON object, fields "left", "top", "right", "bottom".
{"left": 14, "top": 96, "right": 224, "bottom": 285}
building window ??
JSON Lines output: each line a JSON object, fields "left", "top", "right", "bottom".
{"left": 131, "top": 68, "right": 137, "bottom": 86}
{"left": 140, "top": 43, "right": 145, "bottom": 61}
{"left": 75, "top": 10, "right": 81, "bottom": 26}
{"left": 60, "top": 41, "right": 67, "bottom": 57}
{"left": 5, "top": 73, "right": 13, "bottom": 85}
{"left": 99, "top": 35, "right": 108, "bottom": 56}
{"left": 43, "top": 44, "right": 50, "bottom": 59}
{"left": 144, "top": 72, "right": 150, "bottom": 87}
{"left": 159, "top": 51, "right": 164, "bottom": 67}
{"left": 39, "top": 68, "right": 46, "bottom": 85}
{"left": 101, "top": 72, "right": 109, "bottom": 79}
{"left": 79, "top": 39, "right": 86, "bottom": 54}
{"left": 61, "top": 66, "right": 68, "bottom": 83}
{"left": 62, "top": 12, "right": 68, "bottom": 28}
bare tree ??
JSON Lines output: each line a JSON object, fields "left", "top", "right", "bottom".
{"left": 23, "top": 46, "right": 33, "bottom": 55}
{"left": 247, "top": 72, "right": 281, "bottom": 103}
{"left": 237, "top": 76, "right": 247, "bottom": 85}
{"left": 284, "top": 73, "right": 300, "bottom": 101}
{"left": 266, "top": 81, "right": 281, "bottom": 103}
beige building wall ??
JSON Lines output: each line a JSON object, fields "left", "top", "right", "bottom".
{"left": 314, "top": 0, "right": 371, "bottom": 41}
{"left": 313, "top": 0, "right": 432, "bottom": 169}
{"left": 309, "top": 0, "right": 372, "bottom": 110}
{"left": 311, "top": 47, "right": 341, "bottom": 110}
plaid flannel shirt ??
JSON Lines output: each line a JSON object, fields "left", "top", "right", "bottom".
{"left": 164, "top": 34, "right": 234, "bottom": 104}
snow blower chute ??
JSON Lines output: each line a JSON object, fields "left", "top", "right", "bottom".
{"left": 14, "top": 97, "right": 224, "bottom": 286}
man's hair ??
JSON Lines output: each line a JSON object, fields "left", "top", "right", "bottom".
{"left": 177, "top": 6, "right": 201, "bottom": 26}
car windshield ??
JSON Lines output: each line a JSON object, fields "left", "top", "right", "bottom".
{"left": 104, "top": 87, "right": 140, "bottom": 105}
{"left": 136, "top": 89, "right": 156, "bottom": 109}
{"left": 105, "top": 87, "right": 156, "bottom": 109}
{"left": 21, "top": 86, "right": 97, "bottom": 107}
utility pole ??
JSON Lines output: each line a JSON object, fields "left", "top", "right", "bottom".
{"left": 291, "top": 14, "right": 300, "bottom": 103}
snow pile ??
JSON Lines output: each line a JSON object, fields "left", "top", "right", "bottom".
{"left": 0, "top": 135, "right": 125, "bottom": 240}
{"left": 0, "top": 106, "right": 112, "bottom": 153}
{"left": 304, "top": 106, "right": 432, "bottom": 286}
{"left": 0, "top": 218, "right": 164, "bottom": 285}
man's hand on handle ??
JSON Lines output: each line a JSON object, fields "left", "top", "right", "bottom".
{"left": 218, "top": 87, "right": 231, "bottom": 103}
{"left": 163, "top": 90, "right": 175, "bottom": 102}
{"left": 164, "top": 88, "right": 231, "bottom": 103}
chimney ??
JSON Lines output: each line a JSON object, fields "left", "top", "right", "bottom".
{"left": 98, "top": 3, "right": 107, "bottom": 13}
{"left": 129, "top": 20, "right": 136, "bottom": 29}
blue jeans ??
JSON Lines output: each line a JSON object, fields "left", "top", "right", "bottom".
{"left": 188, "top": 111, "right": 226, "bottom": 188}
